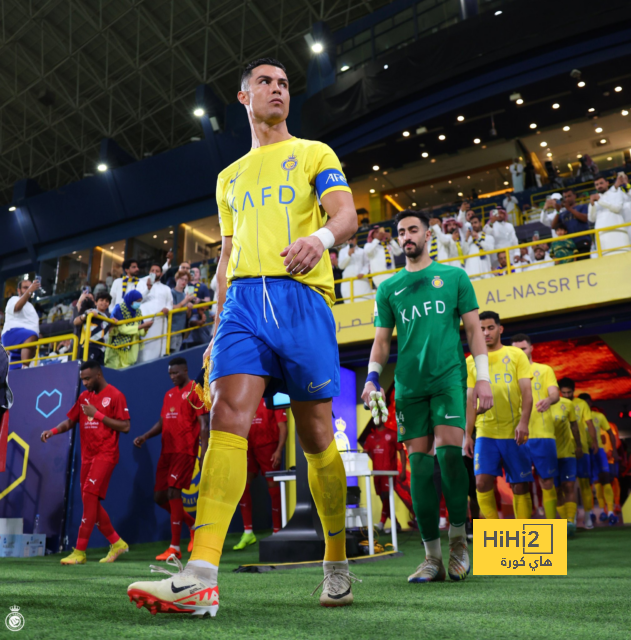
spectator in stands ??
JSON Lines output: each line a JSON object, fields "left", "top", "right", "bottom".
{"left": 73, "top": 292, "right": 112, "bottom": 364}
{"left": 513, "top": 246, "right": 532, "bottom": 269}
{"left": 429, "top": 216, "right": 459, "bottom": 261}
{"left": 588, "top": 174, "right": 630, "bottom": 257}
{"left": 550, "top": 189, "right": 590, "bottom": 257}
{"left": 184, "top": 306, "right": 209, "bottom": 350}
{"left": 166, "top": 260, "right": 191, "bottom": 288}
{"left": 161, "top": 250, "right": 176, "bottom": 282}
{"left": 200, "top": 259, "right": 210, "bottom": 282}
{"left": 577, "top": 154, "right": 598, "bottom": 182}
{"left": 104, "top": 290, "right": 153, "bottom": 369}
{"left": 109, "top": 259, "right": 140, "bottom": 312}
{"left": 484, "top": 208, "right": 519, "bottom": 265}
{"left": 614, "top": 171, "right": 631, "bottom": 244}
{"left": 338, "top": 235, "right": 372, "bottom": 303}
{"left": 470, "top": 188, "right": 478, "bottom": 200}
{"left": 509, "top": 158, "right": 524, "bottom": 192}
{"left": 493, "top": 251, "right": 514, "bottom": 276}
{"left": 329, "top": 249, "right": 344, "bottom": 302}
{"left": 136, "top": 264, "right": 173, "bottom": 363}
{"left": 358, "top": 217, "right": 371, "bottom": 232}
{"left": 436, "top": 226, "right": 469, "bottom": 269}
{"left": 1, "top": 279, "right": 41, "bottom": 369}
{"left": 93, "top": 280, "right": 108, "bottom": 297}
{"left": 189, "top": 267, "right": 211, "bottom": 302}
{"left": 364, "top": 226, "right": 402, "bottom": 287}
{"left": 549, "top": 222, "right": 576, "bottom": 264}
{"left": 464, "top": 215, "right": 495, "bottom": 280}
{"left": 525, "top": 245, "right": 551, "bottom": 271}
{"left": 524, "top": 160, "right": 538, "bottom": 189}
{"left": 105, "top": 272, "right": 114, "bottom": 290}
{"left": 48, "top": 338, "right": 74, "bottom": 364}
{"left": 47, "top": 300, "right": 74, "bottom": 323}
{"left": 170, "top": 271, "right": 196, "bottom": 353}
{"left": 503, "top": 193, "right": 520, "bottom": 224}
{"left": 456, "top": 201, "right": 473, "bottom": 233}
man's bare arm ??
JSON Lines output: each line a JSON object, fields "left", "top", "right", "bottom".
{"left": 204, "top": 236, "right": 233, "bottom": 359}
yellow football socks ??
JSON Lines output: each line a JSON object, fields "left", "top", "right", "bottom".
{"left": 557, "top": 503, "right": 567, "bottom": 519}
{"left": 595, "top": 482, "right": 605, "bottom": 510}
{"left": 305, "top": 439, "right": 347, "bottom": 562}
{"left": 603, "top": 483, "right": 615, "bottom": 514}
{"left": 565, "top": 501, "right": 577, "bottom": 524}
{"left": 542, "top": 487, "right": 558, "bottom": 520}
{"left": 190, "top": 430, "right": 247, "bottom": 566}
{"left": 476, "top": 489, "right": 499, "bottom": 519}
{"left": 513, "top": 493, "right": 532, "bottom": 519}
{"left": 578, "top": 478, "right": 593, "bottom": 511}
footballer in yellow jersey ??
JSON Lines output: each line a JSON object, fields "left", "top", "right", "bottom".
{"left": 465, "top": 312, "right": 533, "bottom": 520}
{"left": 128, "top": 58, "right": 360, "bottom": 617}
{"left": 511, "top": 334, "right": 560, "bottom": 520}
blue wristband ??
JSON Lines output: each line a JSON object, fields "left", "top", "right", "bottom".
{"left": 366, "top": 371, "right": 381, "bottom": 391}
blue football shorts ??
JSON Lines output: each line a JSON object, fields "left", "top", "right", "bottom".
{"left": 576, "top": 453, "right": 591, "bottom": 479}
{"left": 524, "top": 438, "right": 558, "bottom": 479}
{"left": 609, "top": 462, "right": 619, "bottom": 477}
{"left": 209, "top": 277, "right": 340, "bottom": 401}
{"left": 1, "top": 327, "right": 38, "bottom": 370}
{"left": 474, "top": 437, "right": 533, "bottom": 484}
{"left": 554, "top": 457, "right": 577, "bottom": 487}
{"left": 590, "top": 448, "right": 610, "bottom": 482}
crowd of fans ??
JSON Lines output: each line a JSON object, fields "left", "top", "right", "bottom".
{"left": 0, "top": 252, "right": 218, "bottom": 370}
{"left": 332, "top": 170, "right": 631, "bottom": 300}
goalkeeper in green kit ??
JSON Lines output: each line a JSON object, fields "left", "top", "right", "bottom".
{"left": 362, "top": 209, "right": 493, "bottom": 583}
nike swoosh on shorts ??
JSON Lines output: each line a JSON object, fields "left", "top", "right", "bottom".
{"left": 308, "top": 380, "right": 331, "bottom": 393}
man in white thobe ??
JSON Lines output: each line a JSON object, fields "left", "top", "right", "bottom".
{"left": 588, "top": 176, "right": 629, "bottom": 257}
{"left": 136, "top": 263, "right": 173, "bottom": 363}
{"left": 338, "top": 236, "right": 372, "bottom": 303}
{"left": 484, "top": 208, "right": 519, "bottom": 266}
{"left": 464, "top": 215, "right": 495, "bottom": 280}
{"left": 364, "top": 226, "right": 403, "bottom": 288}
{"left": 109, "top": 259, "right": 140, "bottom": 312}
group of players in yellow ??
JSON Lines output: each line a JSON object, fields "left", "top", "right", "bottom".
{"left": 465, "top": 313, "right": 620, "bottom": 535}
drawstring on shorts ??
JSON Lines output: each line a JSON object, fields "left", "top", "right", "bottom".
{"left": 262, "top": 276, "right": 280, "bottom": 329}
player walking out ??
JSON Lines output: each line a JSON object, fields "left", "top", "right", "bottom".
{"left": 233, "top": 398, "right": 287, "bottom": 549}
{"left": 41, "top": 361, "right": 130, "bottom": 564}
{"left": 128, "top": 58, "right": 358, "bottom": 616}
{"left": 362, "top": 210, "right": 493, "bottom": 584}
{"left": 133, "top": 357, "right": 208, "bottom": 560}
{"left": 511, "top": 334, "right": 561, "bottom": 519}
{"left": 464, "top": 312, "right": 533, "bottom": 521}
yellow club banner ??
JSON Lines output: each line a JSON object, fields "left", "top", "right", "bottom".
{"left": 473, "top": 519, "right": 567, "bottom": 576}
{"left": 332, "top": 252, "right": 631, "bottom": 346}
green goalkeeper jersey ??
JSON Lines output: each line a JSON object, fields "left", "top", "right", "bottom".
{"left": 374, "top": 262, "right": 479, "bottom": 399}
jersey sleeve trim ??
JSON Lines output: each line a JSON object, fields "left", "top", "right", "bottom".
{"left": 315, "top": 168, "right": 351, "bottom": 199}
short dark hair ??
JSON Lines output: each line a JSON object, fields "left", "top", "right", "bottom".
{"left": 150, "top": 263, "right": 163, "bottom": 273}
{"left": 556, "top": 220, "right": 568, "bottom": 232}
{"left": 511, "top": 333, "right": 531, "bottom": 345}
{"left": 95, "top": 292, "right": 112, "bottom": 303}
{"left": 169, "top": 357, "right": 188, "bottom": 368}
{"left": 80, "top": 360, "right": 101, "bottom": 372}
{"left": 479, "top": 310, "right": 501, "bottom": 324}
{"left": 122, "top": 259, "right": 138, "bottom": 271}
{"left": 394, "top": 209, "right": 430, "bottom": 230}
{"left": 241, "top": 58, "right": 287, "bottom": 91}
{"left": 578, "top": 392, "right": 592, "bottom": 402}
{"left": 594, "top": 173, "right": 607, "bottom": 182}
{"left": 470, "top": 214, "right": 481, "bottom": 222}
{"left": 562, "top": 189, "right": 575, "bottom": 195}
{"left": 558, "top": 377, "right": 575, "bottom": 390}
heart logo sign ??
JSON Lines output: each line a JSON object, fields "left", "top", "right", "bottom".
{"left": 36, "top": 389, "right": 63, "bottom": 418}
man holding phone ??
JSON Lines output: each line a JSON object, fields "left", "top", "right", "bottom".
{"left": 137, "top": 264, "right": 173, "bottom": 363}
{"left": 170, "top": 271, "right": 196, "bottom": 353}
{"left": 1, "top": 279, "right": 41, "bottom": 369}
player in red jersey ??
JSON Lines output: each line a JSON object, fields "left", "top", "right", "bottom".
{"left": 233, "top": 398, "right": 287, "bottom": 549}
{"left": 362, "top": 423, "right": 415, "bottom": 532}
{"left": 134, "top": 357, "right": 208, "bottom": 560}
{"left": 41, "top": 360, "right": 130, "bottom": 564}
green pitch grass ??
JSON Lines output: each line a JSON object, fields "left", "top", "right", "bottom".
{"left": 4, "top": 528, "right": 630, "bottom": 640}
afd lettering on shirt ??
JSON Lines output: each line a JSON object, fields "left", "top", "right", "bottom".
{"left": 494, "top": 373, "right": 514, "bottom": 384}
{"left": 229, "top": 185, "right": 297, "bottom": 213}
{"left": 485, "top": 272, "right": 597, "bottom": 305}
{"left": 399, "top": 300, "right": 445, "bottom": 324}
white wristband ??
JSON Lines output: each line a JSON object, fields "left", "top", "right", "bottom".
{"left": 368, "top": 362, "right": 383, "bottom": 375}
{"left": 311, "top": 227, "right": 336, "bottom": 250}
{"left": 474, "top": 354, "right": 490, "bottom": 383}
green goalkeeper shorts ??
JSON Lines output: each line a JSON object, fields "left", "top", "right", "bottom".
{"left": 395, "top": 387, "right": 467, "bottom": 442}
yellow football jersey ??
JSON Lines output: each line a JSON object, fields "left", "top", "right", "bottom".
{"left": 591, "top": 410, "right": 611, "bottom": 451}
{"left": 216, "top": 137, "right": 352, "bottom": 306}
{"left": 572, "top": 397, "right": 593, "bottom": 450}
{"left": 552, "top": 397, "right": 577, "bottom": 458}
{"left": 527, "top": 362, "right": 558, "bottom": 439}
{"left": 467, "top": 346, "right": 532, "bottom": 439}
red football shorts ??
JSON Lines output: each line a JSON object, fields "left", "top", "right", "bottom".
{"left": 155, "top": 452, "right": 197, "bottom": 492}
{"left": 247, "top": 441, "right": 279, "bottom": 476}
{"left": 81, "top": 456, "right": 117, "bottom": 499}
{"left": 373, "top": 475, "right": 392, "bottom": 495}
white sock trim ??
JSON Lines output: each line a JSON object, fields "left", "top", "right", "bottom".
{"left": 243, "top": 528, "right": 253, "bottom": 534}
{"left": 170, "top": 545, "right": 180, "bottom": 552}
{"left": 423, "top": 538, "right": 442, "bottom": 560}
{"left": 449, "top": 524, "right": 466, "bottom": 540}
{"left": 188, "top": 559, "right": 218, "bottom": 571}
{"left": 323, "top": 559, "right": 349, "bottom": 573}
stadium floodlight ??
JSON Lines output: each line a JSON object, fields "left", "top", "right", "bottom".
{"left": 529, "top": 123, "right": 537, "bottom": 129}
{"left": 9, "top": 206, "right": 16, "bottom": 211}
{"left": 595, "top": 127, "right": 603, "bottom": 133}
{"left": 600, "top": 138, "right": 607, "bottom": 144}
{"left": 372, "top": 165, "right": 380, "bottom": 171}
{"left": 495, "top": 10, "right": 502, "bottom": 16}
{"left": 578, "top": 81, "right": 586, "bottom": 88}
{"left": 421, "top": 152, "right": 429, "bottom": 158}
{"left": 552, "top": 103, "right": 560, "bottom": 109}
{"left": 97, "top": 163, "right": 108, "bottom": 172}
{"left": 473, "top": 138, "right": 481, "bottom": 144}
{"left": 340, "top": 65, "right": 349, "bottom": 72}
{"left": 540, "top": 141, "right": 548, "bottom": 147}
{"left": 457, "top": 115, "right": 465, "bottom": 122}
{"left": 193, "top": 107, "right": 205, "bottom": 117}
{"left": 588, "top": 108, "right": 595, "bottom": 112}
{"left": 622, "top": 110, "right": 629, "bottom": 116}
{"left": 615, "top": 86, "right": 622, "bottom": 92}
{"left": 311, "top": 42, "right": 323, "bottom": 54}
{"left": 369, "top": 189, "right": 375, "bottom": 193}
{"left": 402, "top": 131, "right": 410, "bottom": 137}
{"left": 563, "top": 126, "right": 571, "bottom": 131}
{"left": 438, "top": 134, "right": 446, "bottom": 141}
{"left": 516, "top": 98, "right": 524, "bottom": 105}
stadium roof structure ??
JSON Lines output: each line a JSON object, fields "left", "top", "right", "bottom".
{"left": 0, "top": 0, "right": 388, "bottom": 202}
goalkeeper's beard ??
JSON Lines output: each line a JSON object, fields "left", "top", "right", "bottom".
{"left": 403, "top": 238, "right": 425, "bottom": 259}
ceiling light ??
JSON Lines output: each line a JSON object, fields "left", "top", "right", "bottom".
{"left": 438, "top": 134, "right": 446, "bottom": 140}
{"left": 607, "top": 157, "right": 613, "bottom": 161}
{"left": 577, "top": 154, "right": 582, "bottom": 159}
{"left": 540, "top": 141, "right": 548, "bottom": 147}
{"left": 588, "top": 108, "right": 595, "bottom": 112}
{"left": 402, "top": 131, "right": 410, "bottom": 137}
{"left": 110, "top": 246, "right": 114, "bottom": 250}
{"left": 578, "top": 81, "right": 586, "bottom": 88}
{"left": 457, "top": 192, "right": 463, "bottom": 196}
{"left": 421, "top": 152, "right": 429, "bottom": 158}
{"left": 193, "top": 107, "right": 205, "bottom": 117}
{"left": 169, "top": 230, "right": 174, "bottom": 234}
{"left": 72, "top": 251, "right": 76, "bottom": 255}
{"left": 311, "top": 42, "right": 323, "bottom": 54}
{"left": 494, "top": 10, "right": 502, "bottom": 15}
{"left": 153, "top": 235, "right": 157, "bottom": 239}
{"left": 600, "top": 138, "right": 607, "bottom": 144}
{"left": 516, "top": 98, "right": 524, "bottom": 105}
{"left": 473, "top": 138, "right": 481, "bottom": 144}
{"left": 120, "top": 251, "right": 124, "bottom": 254}
{"left": 78, "top": 256, "right": 82, "bottom": 259}
{"left": 383, "top": 64, "right": 388, "bottom": 70}
{"left": 615, "top": 86, "right": 622, "bottom": 92}
{"left": 467, "top": 176, "right": 470, "bottom": 179}
{"left": 372, "top": 165, "right": 379, "bottom": 171}
{"left": 8, "top": 206, "right": 16, "bottom": 211}
{"left": 431, "top": 158, "right": 436, "bottom": 163}
{"left": 369, "top": 188, "right": 375, "bottom": 193}
{"left": 563, "top": 125, "right": 570, "bottom": 131}
{"left": 595, "top": 127, "right": 603, "bottom": 133}
{"left": 163, "top": 240, "right": 168, "bottom": 244}
{"left": 547, "top": 152, "right": 552, "bottom": 157}
{"left": 97, "top": 163, "right": 108, "bottom": 172}
{"left": 457, "top": 115, "right": 465, "bottom": 122}
{"left": 622, "top": 110, "right": 629, "bottom": 116}
{"left": 340, "top": 65, "right": 349, "bottom": 72}
{"left": 552, "top": 103, "right": 560, "bottom": 109}
{"left": 382, "top": 171, "right": 388, "bottom": 175}
{"left": 412, "top": 202, "right": 417, "bottom": 206}
{"left": 503, "top": 181, "right": 509, "bottom": 185}
{"left": 529, "top": 123, "right": 537, "bottom": 129}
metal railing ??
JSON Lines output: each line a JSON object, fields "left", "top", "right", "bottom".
{"left": 3, "top": 334, "right": 79, "bottom": 367}
{"left": 333, "top": 221, "right": 631, "bottom": 302}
